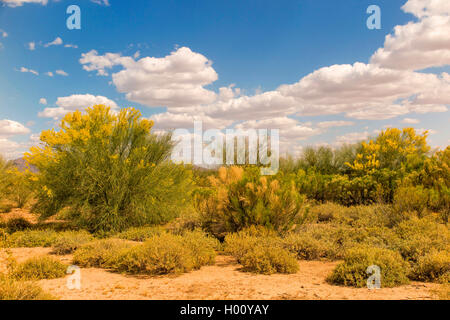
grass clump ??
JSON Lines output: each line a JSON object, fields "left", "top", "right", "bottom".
{"left": 72, "top": 238, "right": 135, "bottom": 268}
{"left": 51, "top": 231, "right": 95, "bottom": 255}
{"left": 0, "top": 275, "right": 55, "bottom": 300}
{"left": 9, "top": 256, "right": 67, "bottom": 281}
{"left": 327, "top": 246, "right": 410, "bottom": 288}
{"left": 115, "top": 226, "right": 163, "bottom": 242}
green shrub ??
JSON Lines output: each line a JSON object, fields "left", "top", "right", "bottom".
{"left": 10, "top": 256, "right": 67, "bottom": 280}
{"left": 6, "top": 230, "right": 59, "bottom": 248}
{"left": 195, "top": 166, "right": 304, "bottom": 239}
{"left": 26, "top": 106, "right": 192, "bottom": 233}
{"left": 6, "top": 218, "right": 33, "bottom": 233}
{"left": 240, "top": 246, "right": 299, "bottom": 275}
{"left": 113, "top": 231, "right": 217, "bottom": 275}
{"left": 412, "top": 250, "right": 450, "bottom": 283}
{"left": 115, "top": 226, "right": 163, "bottom": 242}
{"left": 327, "top": 246, "right": 410, "bottom": 288}
{"left": 0, "top": 275, "right": 55, "bottom": 300}
{"left": 51, "top": 231, "right": 95, "bottom": 255}
{"left": 72, "top": 238, "right": 136, "bottom": 268}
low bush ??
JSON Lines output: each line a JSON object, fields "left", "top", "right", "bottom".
{"left": 0, "top": 275, "right": 55, "bottom": 300}
{"left": 393, "top": 186, "right": 429, "bottom": 218}
{"left": 5, "top": 230, "right": 59, "bottom": 248}
{"left": 115, "top": 226, "right": 163, "bottom": 242}
{"left": 10, "top": 256, "right": 67, "bottom": 280}
{"left": 393, "top": 217, "right": 449, "bottom": 263}
{"left": 6, "top": 218, "right": 33, "bottom": 233}
{"left": 327, "top": 246, "right": 410, "bottom": 288}
{"left": 282, "top": 233, "right": 330, "bottom": 260}
{"left": 412, "top": 250, "right": 450, "bottom": 283}
{"left": 0, "top": 203, "right": 13, "bottom": 213}
{"left": 113, "top": 231, "right": 217, "bottom": 275}
{"left": 72, "top": 239, "right": 136, "bottom": 268}
{"left": 240, "top": 246, "right": 299, "bottom": 275}
{"left": 223, "top": 227, "right": 282, "bottom": 262}
{"left": 51, "top": 231, "right": 95, "bottom": 255}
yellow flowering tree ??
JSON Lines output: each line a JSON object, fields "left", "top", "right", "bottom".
{"left": 26, "top": 105, "right": 191, "bottom": 232}
{"left": 346, "top": 128, "right": 430, "bottom": 202}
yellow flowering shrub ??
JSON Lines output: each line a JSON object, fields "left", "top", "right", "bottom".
{"left": 25, "top": 105, "right": 191, "bottom": 232}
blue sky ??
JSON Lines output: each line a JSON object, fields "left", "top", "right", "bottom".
{"left": 0, "top": 0, "right": 449, "bottom": 159}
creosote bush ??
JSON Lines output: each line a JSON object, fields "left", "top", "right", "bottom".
{"left": 9, "top": 256, "right": 67, "bottom": 281}
{"left": 327, "top": 246, "right": 410, "bottom": 288}
{"left": 5, "top": 230, "right": 59, "bottom": 248}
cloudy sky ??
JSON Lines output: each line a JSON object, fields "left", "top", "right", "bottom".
{"left": 0, "top": 0, "right": 449, "bottom": 159}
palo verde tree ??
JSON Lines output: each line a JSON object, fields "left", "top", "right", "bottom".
{"left": 26, "top": 105, "right": 192, "bottom": 232}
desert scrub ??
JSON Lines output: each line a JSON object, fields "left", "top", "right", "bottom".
{"left": 223, "top": 227, "right": 283, "bottom": 261}
{"left": 393, "top": 217, "right": 449, "bottom": 262}
{"left": 282, "top": 233, "right": 330, "bottom": 260}
{"left": 0, "top": 275, "right": 55, "bottom": 300}
{"left": 327, "top": 246, "right": 410, "bottom": 288}
{"left": 9, "top": 256, "right": 67, "bottom": 280}
{"left": 411, "top": 250, "right": 450, "bottom": 283}
{"left": 6, "top": 217, "right": 33, "bottom": 233}
{"left": 113, "top": 231, "right": 217, "bottom": 275}
{"left": 51, "top": 231, "right": 95, "bottom": 254}
{"left": 240, "top": 246, "right": 299, "bottom": 275}
{"left": 5, "top": 230, "right": 59, "bottom": 248}
{"left": 115, "top": 226, "right": 163, "bottom": 242}
{"left": 72, "top": 238, "right": 136, "bottom": 268}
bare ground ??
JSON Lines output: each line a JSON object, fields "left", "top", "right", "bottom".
{"left": 0, "top": 247, "right": 441, "bottom": 300}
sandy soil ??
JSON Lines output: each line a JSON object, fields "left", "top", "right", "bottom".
{"left": 0, "top": 247, "right": 440, "bottom": 300}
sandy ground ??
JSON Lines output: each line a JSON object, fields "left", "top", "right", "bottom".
{"left": 0, "top": 247, "right": 440, "bottom": 300}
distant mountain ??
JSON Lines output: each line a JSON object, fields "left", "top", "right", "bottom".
{"left": 11, "top": 158, "right": 38, "bottom": 173}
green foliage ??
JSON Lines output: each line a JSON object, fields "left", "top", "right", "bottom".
{"left": 115, "top": 226, "right": 163, "bottom": 242}
{"left": 26, "top": 105, "right": 192, "bottom": 232}
{"left": 51, "top": 231, "right": 95, "bottom": 254}
{"left": 6, "top": 218, "right": 33, "bottom": 233}
{"left": 9, "top": 256, "right": 67, "bottom": 280}
{"left": 327, "top": 246, "right": 410, "bottom": 288}
{"left": 412, "top": 250, "right": 450, "bottom": 283}
{"left": 196, "top": 166, "right": 304, "bottom": 239}
{"left": 0, "top": 203, "right": 13, "bottom": 213}
{"left": 0, "top": 275, "right": 55, "bottom": 300}
{"left": 240, "top": 246, "right": 299, "bottom": 275}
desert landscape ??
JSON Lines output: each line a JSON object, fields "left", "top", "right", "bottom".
{"left": 1, "top": 0, "right": 449, "bottom": 303}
